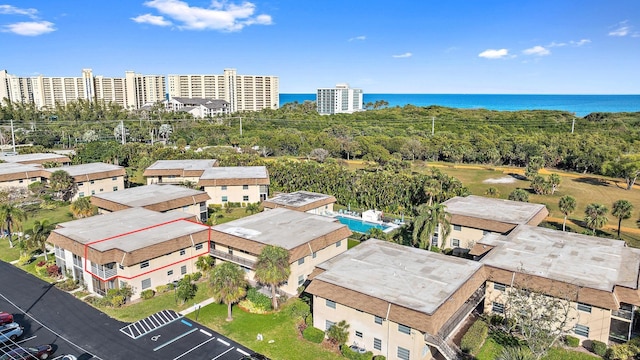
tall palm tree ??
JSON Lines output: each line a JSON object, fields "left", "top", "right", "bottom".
{"left": 209, "top": 262, "right": 247, "bottom": 321}
{"left": 558, "top": 195, "right": 577, "bottom": 232}
{"left": 0, "top": 202, "right": 27, "bottom": 248}
{"left": 612, "top": 200, "right": 634, "bottom": 239}
{"left": 49, "top": 169, "right": 76, "bottom": 201}
{"left": 70, "top": 197, "right": 96, "bottom": 219}
{"left": 254, "top": 245, "right": 291, "bottom": 310}
{"left": 584, "top": 203, "right": 608, "bottom": 236}
{"left": 412, "top": 202, "right": 451, "bottom": 251}
{"left": 26, "top": 220, "right": 55, "bottom": 261}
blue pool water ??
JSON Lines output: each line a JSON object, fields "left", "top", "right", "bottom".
{"left": 336, "top": 215, "right": 390, "bottom": 234}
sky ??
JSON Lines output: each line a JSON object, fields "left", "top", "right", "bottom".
{"left": 0, "top": 0, "right": 639, "bottom": 94}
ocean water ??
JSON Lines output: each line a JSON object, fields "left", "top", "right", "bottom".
{"left": 279, "top": 94, "right": 640, "bottom": 117}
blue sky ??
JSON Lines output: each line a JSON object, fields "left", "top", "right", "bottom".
{"left": 1, "top": 0, "right": 639, "bottom": 94}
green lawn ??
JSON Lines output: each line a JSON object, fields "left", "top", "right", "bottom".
{"left": 475, "top": 333, "right": 599, "bottom": 360}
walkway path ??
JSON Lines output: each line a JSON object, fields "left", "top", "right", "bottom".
{"left": 178, "top": 297, "right": 217, "bottom": 316}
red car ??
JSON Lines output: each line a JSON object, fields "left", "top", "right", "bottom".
{"left": 0, "top": 344, "right": 54, "bottom": 360}
{"left": 0, "top": 312, "right": 13, "bottom": 326}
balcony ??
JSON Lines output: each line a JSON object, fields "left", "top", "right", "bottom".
{"left": 424, "top": 333, "right": 460, "bottom": 360}
{"left": 90, "top": 262, "right": 117, "bottom": 280}
{"left": 210, "top": 249, "right": 256, "bottom": 269}
{"left": 438, "top": 284, "right": 486, "bottom": 339}
{"left": 612, "top": 306, "right": 634, "bottom": 321}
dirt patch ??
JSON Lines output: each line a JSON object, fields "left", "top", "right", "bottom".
{"left": 482, "top": 176, "right": 517, "bottom": 184}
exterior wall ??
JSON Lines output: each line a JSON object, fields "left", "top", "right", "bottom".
{"left": 167, "top": 202, "right": 207, "bottom": 222}
{"left": 204, "top": 184, "right": 265, "bottom": 206}
{"left": 0, "top": 176, "right": 42, "bottom": 190}
{"left": 305, "top": 203, "right": 334, "bottom": 215}
{"left": 312, "top": 294, "right": 435, "bottom": 359}
{"left": 444, "top": 225, "right": 487, "bottom": 249}
{"left": 484, "top": 280, "right": 612, "bottom": 344}
{"left": 146, "top": 175, "right": 201, "bottom": 185}
{"left": 75, "top": 176, "right": 125, "bottom": 201}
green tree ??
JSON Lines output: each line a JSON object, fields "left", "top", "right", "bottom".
{"left": 508, "top": 189, "right": 529, "bottom": 202}
{"left": 584, "top": 203, "right": 608, "bottom": 236}
{"left": 558, "top": 195, "right": 577, "bottom": 232}
{"left": 209, "top": 262, "right": 247, "bottom": 321}
{"left": 195, "top": 255, "right": 215, "bottom": 276}
{"left": 25, "top": 219, "right": 54, "bottom": 261}
{"left": 612, "top": 200, "right": 634, "bottom": 239}
{"left": 176, "top": 274, "right": 198, "bottom": 305}
{"left": 0, "top": 202, "right": 27, "bottom": 248}
{"left": 525, "top": 156, "right": 545, "bottom": 179}
{"left": 49, "top": 169, "right": 76, "bottom": 201}
{"left": 245, "top": 202, "right": 260, "bottom": 214}
{"left": 602, "top": 154, "right": 640, "bottom": 190}
{"left": 70, "top": 197, "right": 96, "bottom": 218}
{"left": 530, "top": 175, "right": 551, "bottom": 195}
{"left": 326, "top": 320, "right": 350, "bottom": 346}
{"left": 412, "top": 202, "right": 451, "bottom": 251}
{"left": 484, "top": 187, "right": 500, "bottom": 198}
{"left": 254, "top": 245, "right": 291, "bottom": 310}
{"left": 548, "top": 173, "right": 561, "bottom": 194}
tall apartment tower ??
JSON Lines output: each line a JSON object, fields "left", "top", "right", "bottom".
{"left": 125, "top": 71, "right": 166, "bottom": 110}
{"left": 167, "top": 68, "right": 279, "bottom": 113}
{"left": 316, "top": 83, "right": 363, "bottom": 115}
{"left": 0, "top": 70, "right": 32, "bottom": 104}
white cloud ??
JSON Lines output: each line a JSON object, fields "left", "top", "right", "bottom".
{"left": 392, "top": 52, "right": 412, "bottom": 58}
{"left": 1, "top": 21, "right": 55, "bottom": 36}
{"left": 131, "top": 13, "right": 172, "bottom": 26}
{"left": 609, "top": 21, "right": 631, "bottom": 36}
{"left": 523, "top": 45, "right": 550, "bottom": 56}
{"left": 478, "top": 48, "right": 509, "bottom": 59}
{"left": 570, "top": 39, "right": 591, "bottom": 46}
{"left": 548, "top": 41, "right": 566, "bottom": 48}
{"left": 0, "top": 5, "right": 38, "bottom": 18}
{"left": 136, "top": 0, "right": 273, "bottom": 32}
{"left": 348, "top": 35, "right": 366, "bottom": 42}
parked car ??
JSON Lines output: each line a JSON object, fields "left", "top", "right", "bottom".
{"left": 60, "top": 355, "right": 77, "bottom": 360}
{"left": 0, "top": 312, "right": 13, "bottom": 326}
{"left": 0, "top": 344, "right": 54, "bottom": 360}
{"left": 0, "top": 322, "right": 24, "bottom": 342}
{"left": 239, "top": 354, "right": 269, "bottom": 360}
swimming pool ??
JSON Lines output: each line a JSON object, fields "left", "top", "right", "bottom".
{"left": 336, "top": 215, "right": 390, "bottom": 234}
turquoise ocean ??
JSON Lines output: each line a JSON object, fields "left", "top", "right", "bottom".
{"left": 279, "top": 94, "right": 640, "bottom": 117}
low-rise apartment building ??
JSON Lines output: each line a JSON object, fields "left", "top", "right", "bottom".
{"left": 0, "top": 152, "right": 71, "bottom": 166}
{"left": 442, "top": 195, "right": 548, "bottom": 252}
{"left": 165, "top": 97, "right": 231, "bottom": 118}
{"left": 143, "top": 159, "right": 218, "bottom": 185}
{"left": 48, "top": 208, "right": 210, "bottom": 300}
{"left": 91, "top": 184, "right": 210, "bottom": 222}
{"left": 210, "top": 208, "right": 351, "bottom": 295}
{"left": 41, "top": 163, "right": 126, "bottom": 201}
{"left": 0, "top": 163, "right": 44, "bottom": 190}
{"left": 262, "top": 191, "right": 336, "bottom": 215}
{"left": 198, "top": 166, "right": 269, "bottom": 206}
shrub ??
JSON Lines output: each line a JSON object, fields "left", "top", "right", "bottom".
{"left": 286, "top": 298, "right": 310, "bottom": 322}
{"left": 326, "top": 320, "right": 350, "bottom": 345}
{"left": 192, "top": 272, "right": 202, "bottom": 281}
{"left": 109, "top": 295, "right": 125, "bottom": 308}
{"left": 155, "top": 284, "right": 170, "bottom": 294}
{"left": 19, "top": 255, "right": 33, "bottom": 265}
{"left": 372, "top": 356, "right": 386, "bottom": 360}
{"left": 141, "top": 289, "right": 155, "bottom": 300}
{"left": 606, "top": 343, "right": 639, "bottom": 360}
{"left": 246, "top": 287, "right": 272, "bottom": 311}
{"left": 302, "top": 326, "right": 324, "bottom": 344}
{"left": 47, "top": 264, "right": 61, "bottom": 277}
{"left": 55, "top": 278, "right": 79, "bottom": 291}
{"left": 591, "top": 340, "right": 607, "bottom": 357}
{"left": 340, "top": 345, "right": 373, "bottom": 360}
{"left": 460, "top": 320, "right": 488, "bottom": 355}
{"left": 565, "top": 335, "right": 580, "bottom": 347}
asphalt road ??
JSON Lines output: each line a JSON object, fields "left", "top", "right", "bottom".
{"left": 0, "top": 261, "right": 254, "bottom": 360}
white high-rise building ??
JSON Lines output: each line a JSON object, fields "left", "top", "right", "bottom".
{"left": 316, "top": 83, "right": 363, "bottom": 115}
{"left": 167, "top": 69, "right": 279, "bottom": 113}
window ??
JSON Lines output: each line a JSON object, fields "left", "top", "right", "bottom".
{"left": 90, "top": 180, "right": 95, "bottom": 184}
{"left": 18, "top": 179, "right": 23, "bottom": 183}
{"left": 167, "top": 270, "right": 173, "bottom": 276}
{"left": 431, "top": 237, "right": 438, "bottom": 247}
{"left": 298, "top": 257, "right": 305, "bottom": 265}
{"left": 574, "top": 324, "right": 589, "bottom": 337}
{"left": 312, "top": 252, "right": 317, "bottom": 259}
{"left": 454, "top": 225, "right": 461, "bottom": 231}
{"left": 452, "top": 239, "right": 460, "bottom": 247}
{"left": 181, "top": 265, "right": 187, "bottom": 275}
{"left": 326, "top": 299, "right": 336, "bottom": 309}
{"left": 494, "top": 282, "right": 506, "bottom": 291}
{"left": 483, "top": 230, "right": 490, "bottom": 235}
{"left": 141, "top": 278, "right": 151, "bottom": 290}
{"left": 577, "top": 303, "right": 592, "bottom": 313}
{"left": 222, "top": 196, "right": 228, "bottom": 202}
{"left": 228, "top": 248, "right": 233, "bottom": 255}
{"left": 492, "top": 302, "right": 505, "bottom": 314}
{"left": 78, "top": 192, "right": 84, "bottom": 198}
{"left": 243, "top": 195, "right": 249, "bottom": 201}
{"left": 398, "top": 324, "right": 411, "bottom": 335}
{"left": 373, "top": 338, "right": 382, "bottom": 351}
{"left": 112, "top": 176, "right": 117, "bottom": 180}
{"left": 140, "top": 260, "right": 149, "bottom": 269}
{"left": 242, "top": 185, "right": 249, "bottom": 190}
{"left": 195, "top": 243, "right": 203, "bottom": 250}
{"left": 325, "top": 320, "right": 335, "bottom": 330}
{"left": 91, "top": 190, "right": 95, "bottom": 195}
{"left": 355, "top": 331, "right": 363, "bottom": 338}
{"left": 336, "top": 240, "right": 342, "bottom": 248}
{"left": 221, "top": 185, "right": 227, "bottom": 191}
{"left": 374, "top": 316, "right": 383, "bottom": 325}
{"left": 113, "top": 186, "right": 118, "bottom": 191}
{"left": 180, "top": 249, "right": 186, "bottom": 256}
{"left": 99, "top": 188, "right": 103, "bottom": 192}
{"left": 118, "top": 264, "right": 124, "bottom": 270}
{"left": 298, "top": 275, "right": 304, "bottom": 286}
{"left": 397, "top": 346, "right": 410, "bottom": 360}
{"left": 77, "top": 182, "right": 84, "bottom": 187}
{"left": 30, "top": 177, "right": 37, "bottom": 181}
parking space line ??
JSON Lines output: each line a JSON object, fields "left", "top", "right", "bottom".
{"left": 237, "top": 349, "right": 250, "bottom": 356}
{"left": 172, "top": 336, "right": 217, "bottom": 360}
{"left": 153, "top": 328, "right": 199, "bottom": 351}
{"left": 120, "top": 310, "right": 183, "bottom": 339}
{"left": 199, "top": 329, "right": 212, "bottom": 337}
{"left": 217, "top": 338, "right": 230, "bottom": 346}
{"left": 211, "top": 347, "right": 234, "bottom": 360}
{"left": 180, "top": 319, "right": 192, "bottom": 327}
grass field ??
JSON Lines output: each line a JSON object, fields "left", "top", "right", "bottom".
{"left": 476, "top": 336, "right": 599, "bottom": 360}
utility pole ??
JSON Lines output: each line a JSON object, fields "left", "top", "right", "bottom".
{"left": 120, "top": 120, "right": 126, "bottom": 145}
{"left": 431, "top": 117, "right": 435, "bottom": 136}
{"left": 10, "top": 120, "right": 16, "bottom": 153}
{"left": 239, "top": 117, "right": 243, "bottom": 137}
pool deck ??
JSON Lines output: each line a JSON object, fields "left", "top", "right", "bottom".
{"left": 330, "top": 211, "right": 402, "bottom": 233}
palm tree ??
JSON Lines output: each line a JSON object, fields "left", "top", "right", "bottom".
{"left": 70, "top": 197, "right": 96, "bottom": 219}
{"left": 195, "top": 255, "right": 214, "bottom": 277}
{"left": 412, "top": 202, "right": 451, "bottom": 251}
{"left": 612, "top": 200, "right": 634, "bottom": 239}
{"left": 0, "top": 202, "right": 27, "bottom": 248}
{"left": 584, "top": 203, "right": 608, "bottom": 236}
{"left": 49, "top": 169, "right": 76, "bottom": 201}
{"left": 26, "top": 219, "right": 54, "bottom": 261}
{"left": 254, "top": 245, "right": 291, "bottom": 310}
{"left": 558, "top": 195, "right": 577, "bottom": 232}
{"left": 245, "top": 203, "right": 260, "bottom": 215}
{"left": 209, "top": 262, "right": 247, "bottom": 321}
{"left": 485, "top": 187, "right": 500, "bottom": 198}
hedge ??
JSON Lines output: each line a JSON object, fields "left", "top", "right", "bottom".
{"left": 340, "top": 345, "right": 374, "bottom": 360}
{"left": 302, "top": 326, "right": 324, "bottom": 344}
{"left": 141, "top": 289, "right": 155, "bottom": 300}
{"left": 246, "top": 287, "right": 272, "bottom": 311}
{"left": 565, "top": 335, "right": 580, "bottom": 347}
{"left": 591, "top": 340, "right": 607, "bottom": 357}
{"left": 460, "top": 320, "right": 488, "bottom": 355}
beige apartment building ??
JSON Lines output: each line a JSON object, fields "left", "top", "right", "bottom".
{"left": 0, "top": 152, "right": 71, "bottom": 166}
{"left": 143, "top": 159, "right": 218, "bottom": 185}
{"left": 262, "top": 191, "right": 336, "bottom": 215}
{"left": 48, "top": 208, "right": 210, "bottom": 300}
{"left": 0, "top": 163, "right": 44, "bottom": 190}
{"left": 198, "top": 166, "right": 269, "bottom": 206}
{"left": 441, "top": 195, "right": 548, "bottom": 252}
{"left": 91, "top": 184, "right": 210, "bottom": 222}
{"left": 167, "top": 69, "right": 279, "bottom": 113}
{"left": 307, "top": 239, "right": 485, "bottom": 360}
{"left": 210, "top": 208, "right": 351, "bottom": 295}
{"left": 41, "top": 162, "right": 126, "bottom": 201}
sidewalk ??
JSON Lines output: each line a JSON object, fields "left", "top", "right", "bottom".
{"left": 178, "top": 297, "right": 217, "bottom": 316}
